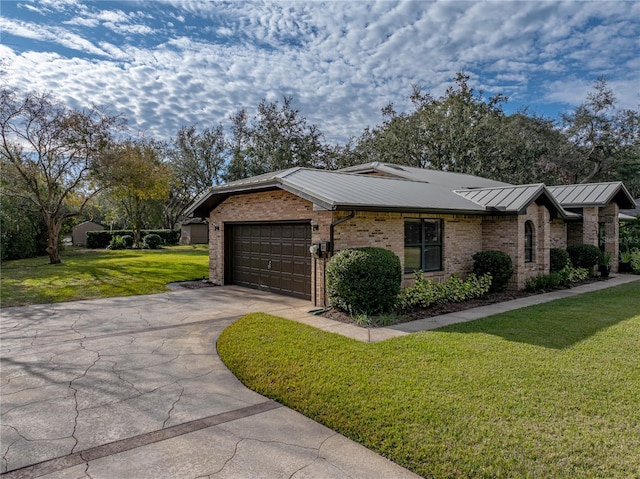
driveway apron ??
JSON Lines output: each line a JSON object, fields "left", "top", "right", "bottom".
{"left": 0, "top": 287, "right": 419, "bottom": 479}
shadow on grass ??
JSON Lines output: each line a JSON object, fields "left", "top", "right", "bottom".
{"left": 436, "top": 282, "right": 640, "bottom": 349}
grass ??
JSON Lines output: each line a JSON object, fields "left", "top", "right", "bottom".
{"left": 218, "top": 282, "right": 640, "bottom": 479}
{"left": 0, "top": 245, "right": 209, "bottom": 307}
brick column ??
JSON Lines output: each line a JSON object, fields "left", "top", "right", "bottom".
{"left": 599, "top": 203, "right": 620, "bottom": 273}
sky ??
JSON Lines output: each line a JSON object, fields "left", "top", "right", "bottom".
{"left": 1, "top": 0, "right": 639, "bottom": 144}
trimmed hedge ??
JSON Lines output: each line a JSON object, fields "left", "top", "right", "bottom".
{"left": 86, "top": 229, "right": 180, "bottom": 248}
{"left": 326, "top": 247, "right": 401, "bottom": 315}
{"left": 567, "top": 244, "right": 601, "bottom": 269}
{"left": 472, "top": 250, "right": 513, "bottom": 292}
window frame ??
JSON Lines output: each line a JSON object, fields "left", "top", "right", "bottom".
{"left": 524, "top": 220, "right": 534, "bottom": 263}
{"left": 404, "top": 218, "right": 443, "bottom": 273}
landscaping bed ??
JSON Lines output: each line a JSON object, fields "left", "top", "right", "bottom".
{"left": 322, "top": 275, "right": 611, "bottom": 326}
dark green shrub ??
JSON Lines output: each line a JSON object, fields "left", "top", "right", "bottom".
{"left": 550, "top": 248, "right": 570, "bottom": 272}
{"left": 87, "top": 229, "right": 180, "bottom": 248}
{"left": 143, "top": 233, "right": 162, "bottom": 249}
{"left": 327, "top": 247, "right": 401, "bottom": 315}
{"left": 567, "top": 244, "right": 601, "bottom": 269}
{"left": 525, "top": 272, "right": 562, "bottom": 292}
{"left": 121, "top": 235, "right": 134, "bottom": 248}
{"left": 472, "top": 251, "right": 513, "bottom": 292}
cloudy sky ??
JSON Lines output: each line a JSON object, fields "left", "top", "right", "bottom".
{"left": 1, "top": 0, "right": 638, "bottom": 144}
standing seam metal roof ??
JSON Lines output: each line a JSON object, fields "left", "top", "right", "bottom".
{"left": 547, "top": 182, "right": 635, "bottom": 208}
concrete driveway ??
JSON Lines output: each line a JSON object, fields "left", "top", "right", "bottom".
{"left": 1, "top": 286, "right": 418, "bottom": 479}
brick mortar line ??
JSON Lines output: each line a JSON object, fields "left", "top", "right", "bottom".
{"left": 1, "top": 400, "right": 282, "bottom": 479}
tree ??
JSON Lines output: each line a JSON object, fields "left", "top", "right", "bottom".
{"left": 165, "top": 124, "right": 226, "bottom": 228}
{"left": 561, "top": 78, "right": 640, "bottom": 185}
{"left": 224, "top": 97, "right": 326, "bottom": 181}
{"left": 105, "top": 140, "right": 171, "bottom": 246}
{"left": 0, "top": 88, "right": 121, "bottom": 264}
{"left": 349, "top": 73, "right": 508, "bottom": 178}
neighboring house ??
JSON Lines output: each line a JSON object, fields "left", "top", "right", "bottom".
{"left": 72, "top": 221, "right": 104, "bottom": 246}
{"left": 186, "top": 162, "right": 636, "bottom": 306}
{"left": 180, "top": 217, "right": 209, "bottom": 245}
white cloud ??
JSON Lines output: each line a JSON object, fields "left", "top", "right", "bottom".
{"left": 2, "top": 1, "right": 638, "bottom": 143}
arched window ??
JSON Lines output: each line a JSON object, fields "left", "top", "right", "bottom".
{"left": 524, "top": 221, "right": 534, "bottom": 263}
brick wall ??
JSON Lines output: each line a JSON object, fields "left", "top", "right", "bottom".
{"left": 550, "top": 219, "right": 567, "bottom": 249}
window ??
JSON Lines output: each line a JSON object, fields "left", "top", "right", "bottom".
{"left": 524, "top": 221, "right": 534, "bottom": 263}
{"left": 404, "top": 219, "right": 442, "bottom": 273}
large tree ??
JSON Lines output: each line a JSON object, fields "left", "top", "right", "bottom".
{"left": 165, "top": 124, "right": 226, "bottom": 228}
{"left": 105, "top": 140, "right": 171, "bottom": 246}
{"left": 348, "top": 73, "right": 509, "bottom": 178}
{"left": 224, "top": 97, "right": 326, "bottom": 181}
{"left": 560, "top": 78, "right": 640, "bottom": 186}
{"left": 0, "top": 88, "right": 121, "bottom": 263}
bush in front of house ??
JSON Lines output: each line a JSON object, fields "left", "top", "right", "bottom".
{"left": 550, "top": 248, "right": 570, "bottom": 272}
{"left": 143, "top": 233, "right": 162, "bottom": 249}
{"left": 567, "top": 244, "right": 601, "bottom": 269}
{"left": 525, "top": 266, "right": 590, "bottom": 292}
{"left": 326, "top": 247, "right": 401, "bottom": 315}
{"left": 397, "top": 272, "right": 492, "bottom": 311}
{"left": 472, "top": 250, "right": 513, "bottom": 292}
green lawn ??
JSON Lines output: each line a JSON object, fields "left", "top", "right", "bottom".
{"left": 218, "top": 282, "right": 640, "bottom": 479}
{"left": 1, "top": 245, "right": 209, "bottom": 307}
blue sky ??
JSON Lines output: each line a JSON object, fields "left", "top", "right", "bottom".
{"left": 1, "top": 0, "right": 638, "bottom": 144}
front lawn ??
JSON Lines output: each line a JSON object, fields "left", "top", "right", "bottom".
{"left": 0, "top": 245, "right": 209, "bottom": 307}
{"left": 218, "top": 282, "right": 640, "bottom": 479}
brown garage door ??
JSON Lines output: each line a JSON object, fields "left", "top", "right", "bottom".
{"left": 228, "top": 222, "right": 312, "bottom": 300}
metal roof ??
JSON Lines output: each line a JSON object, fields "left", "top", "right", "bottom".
{"left": 454, "top": 184, "right": 566, "bottom": 218}
{"left": 186, "top": 167, "right": 571, "bottom": 218}
{"left": 620, "top": 198, "right": 640, "bottom": 218}
{"left": 187, "top": 167, "right": 493, "bottom": 217}
{"left": 340, "top": 162, "right": 511, "bottom": 189}
{"left": 547, "top": 182, "right": 636, "bottom": 209}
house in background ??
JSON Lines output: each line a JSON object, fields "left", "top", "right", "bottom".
{"left": 72, "top": 221, "right": 104, "bottom": 246}
{"left": 186, "top": 162, "right": 636, "bottom": 306}
{"left": 180, "top": 217, "right": 209, "bottom": 245}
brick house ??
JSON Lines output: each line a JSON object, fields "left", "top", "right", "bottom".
{"left": 186, "top": 162, "right": 635, "bottom": 306}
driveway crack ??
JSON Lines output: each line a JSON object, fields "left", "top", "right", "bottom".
{"left": 162, "top": 386, "right": 185, "bottom": 429}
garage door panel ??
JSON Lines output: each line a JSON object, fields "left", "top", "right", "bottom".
{"left": 229, "top": 223, "right": 311, "bottom": 300}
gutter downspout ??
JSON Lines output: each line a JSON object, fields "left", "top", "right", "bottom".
{"left": 324, "top": 210, "right": 356, "bottom": 306}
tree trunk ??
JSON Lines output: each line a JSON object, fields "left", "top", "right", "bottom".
{"left": 45, "top": 218, "right": 62, "bottom": 264}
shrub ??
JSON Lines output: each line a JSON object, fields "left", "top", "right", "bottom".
{"left": 86, "top": 229, "right": 180, "bottom": 248}
{"left": 143, "top": 233, "right": 162, "bottom": 249}
{"left": 525, "top": 266, "right": 590, "bottom": 292}
{"left": 397, "top": 272, "right": 492, "bottom": 311}
{"left": 121, "top": 235, "right": 134, "bottom": 248}
{"left": 326, "top": 247, "right": 401, "bottom": 315}
{"left": 472, "top": 251, "right": 513, "bottom": 292}
{"left": 550, "top": 248, "right": 570, "bottom": 272}
{"left": 567, "top": 244, "right": 601, "bottom": 269}
{"left": 107, "top": 235, "right": 126, "bottom": 250}
{"left": 525, "top": 273, "right": 562, "bottom": 292}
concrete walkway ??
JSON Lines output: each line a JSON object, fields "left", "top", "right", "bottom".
{"left": 0, "top": 287, "right": 418, "bottom": 479}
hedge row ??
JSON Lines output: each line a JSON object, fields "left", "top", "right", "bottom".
{"left": 86, "top": 229, "right": 181, "bottom": 248}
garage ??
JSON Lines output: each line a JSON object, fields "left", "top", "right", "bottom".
{"left": 227, "top": 222, "right": 312, "bottom": 300}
